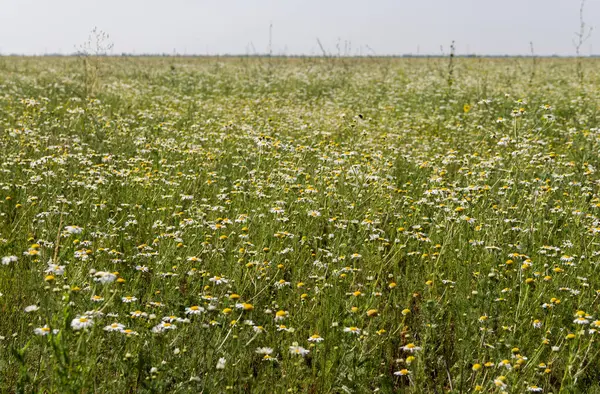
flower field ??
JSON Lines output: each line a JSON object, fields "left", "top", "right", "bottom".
{"left": 1, "top": 56, "right": 600, "bottom": 392}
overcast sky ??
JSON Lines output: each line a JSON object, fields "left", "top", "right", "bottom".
{"left": 1, "top": 0, "right": 599, "bottom": 56}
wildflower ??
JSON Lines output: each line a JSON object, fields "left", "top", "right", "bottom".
{"left": 104, "top": 323, "right": 125, "bottom": 332}
{"left": 34, "top": 325, "right": 52, "bottom": 336}
{"left": 216, "top": 357, "right": 226, "bottom": 370}
{"left": 394, "top": 369, "right": 410, "bottom": 376}
{"left": 64, "top": 226, "right": 83, "bottom": 235}
{"left": 24, "top": 305, "right": 39, "bottom": 313}
{"left": 401, "top": 343, "right": 422, "bottom": 353}
{"left": 152, "top": 322, "right": 177, "bottom": 333}
{"left": 344, "top": 326, "right": 361, "bottom": 335}
{"left": 494, "top": 376, "right": 507, "bottom": 389}
{"left": 209, "top": 276, "right": 228, "bottom": 285}
{"left": 46, "top": 263, "right": 65, "bottom": 275}
{"left": 122, "top": 296, "right": 137, "bottom": 303}
{"left": 307, "top": 210, "right": 321, "bottom": 217}
{"left": 1, "top": 256, "right": 17, "bottom": 265}
{"left": 274, "top": 279, "right": 291, "bottom": 288}
{"left": 185, "top": 306, "right": 205, "bottom": 315}
{"left": 289, "top": 345, "right": 310, "bottom": 356}
{"left": 274, "top": 310, "right": 288, "bottom": 321}
{"left": 498, "top": 359, "right": 511, "bottom": 369}
{"left": 122, "top": 329, "right": 138, "bottom": 336}
{"left": 256, "top": 347, "right": 273, "bottom": 355}
{"left": 308, "top": 334, "right": 324, "bottom": 342}
{"left": 71, "top": 316, "right": 94, "bottom": 330}
{"left": 94, "top": 271, "right": 117, "bottom": 284}
{"left": 235, "top": 303, "right": 254, "bottom": 311}
{"left": 130, "top": 310, "right": 148, "bottom": 318}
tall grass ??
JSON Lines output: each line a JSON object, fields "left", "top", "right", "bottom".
{"left": 0, "top": 56, "right": 599, "bottom": 393}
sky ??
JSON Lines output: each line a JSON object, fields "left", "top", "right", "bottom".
{"left": 0, "top": 0, "right": 599, "bottom": 56}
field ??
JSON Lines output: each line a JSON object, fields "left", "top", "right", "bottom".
{"left": 1, "top": 56, "right": 600, "bottom": 393}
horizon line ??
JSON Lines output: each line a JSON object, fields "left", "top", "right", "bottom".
{"left": 1, "top": 53, "right": 600, "bottom": 59}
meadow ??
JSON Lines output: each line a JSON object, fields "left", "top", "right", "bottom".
{"left": 0, "top": 55, "right": 599, "bottom": 393}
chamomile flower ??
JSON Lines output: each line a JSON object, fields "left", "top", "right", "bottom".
{"left": 289, "top": 345, "right": 310, "bottom": 356}
{"left": 64, "top": 226, "right": 83, "bottom": 235}
{"left": 1, "top": 256, "right": 17, "bottom": 265}
{"left": 307, "top": 210, "right": 321, "bottom": 217}
{"left": 152, "top": 322, "right": 177, "bottom": 333}
{"left": 45, "top": 263, "right": 65, "bottom": 275}
{"left": 401, "top": 343, "right": 422, "bottom": 353}
{"left": 71, "top": 316, "right": 94, "bottom": 330}
{"left": 274, "top": 310, "right": 288, "bottom": 321}
{"left": 209, "top": 276, "right": 228, "bottom": 285}
{"left": 34, "top": 325, "right": 52, "bottom": 336}
{"left": 308, "top": 334, "right": 324, "bottom": 342}
{"left": 94, "top": 271, "right": 117, "bottom": 284}
{"left": 185, "top": 305, "right": 205, "bottom": 315}
{"left": 256, "top": 347, "right": 273, "bottom": 355}
{"left": 104, "top": 323, "right": 125, "bottom": 332}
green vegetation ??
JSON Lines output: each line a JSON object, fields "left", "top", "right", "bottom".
{"left": 1, "top": 56, "right": 600, "bottom": 393}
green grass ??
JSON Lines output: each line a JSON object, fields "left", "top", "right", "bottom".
{"left": 1, "top": 56, "right": 600, "bottom": 393}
